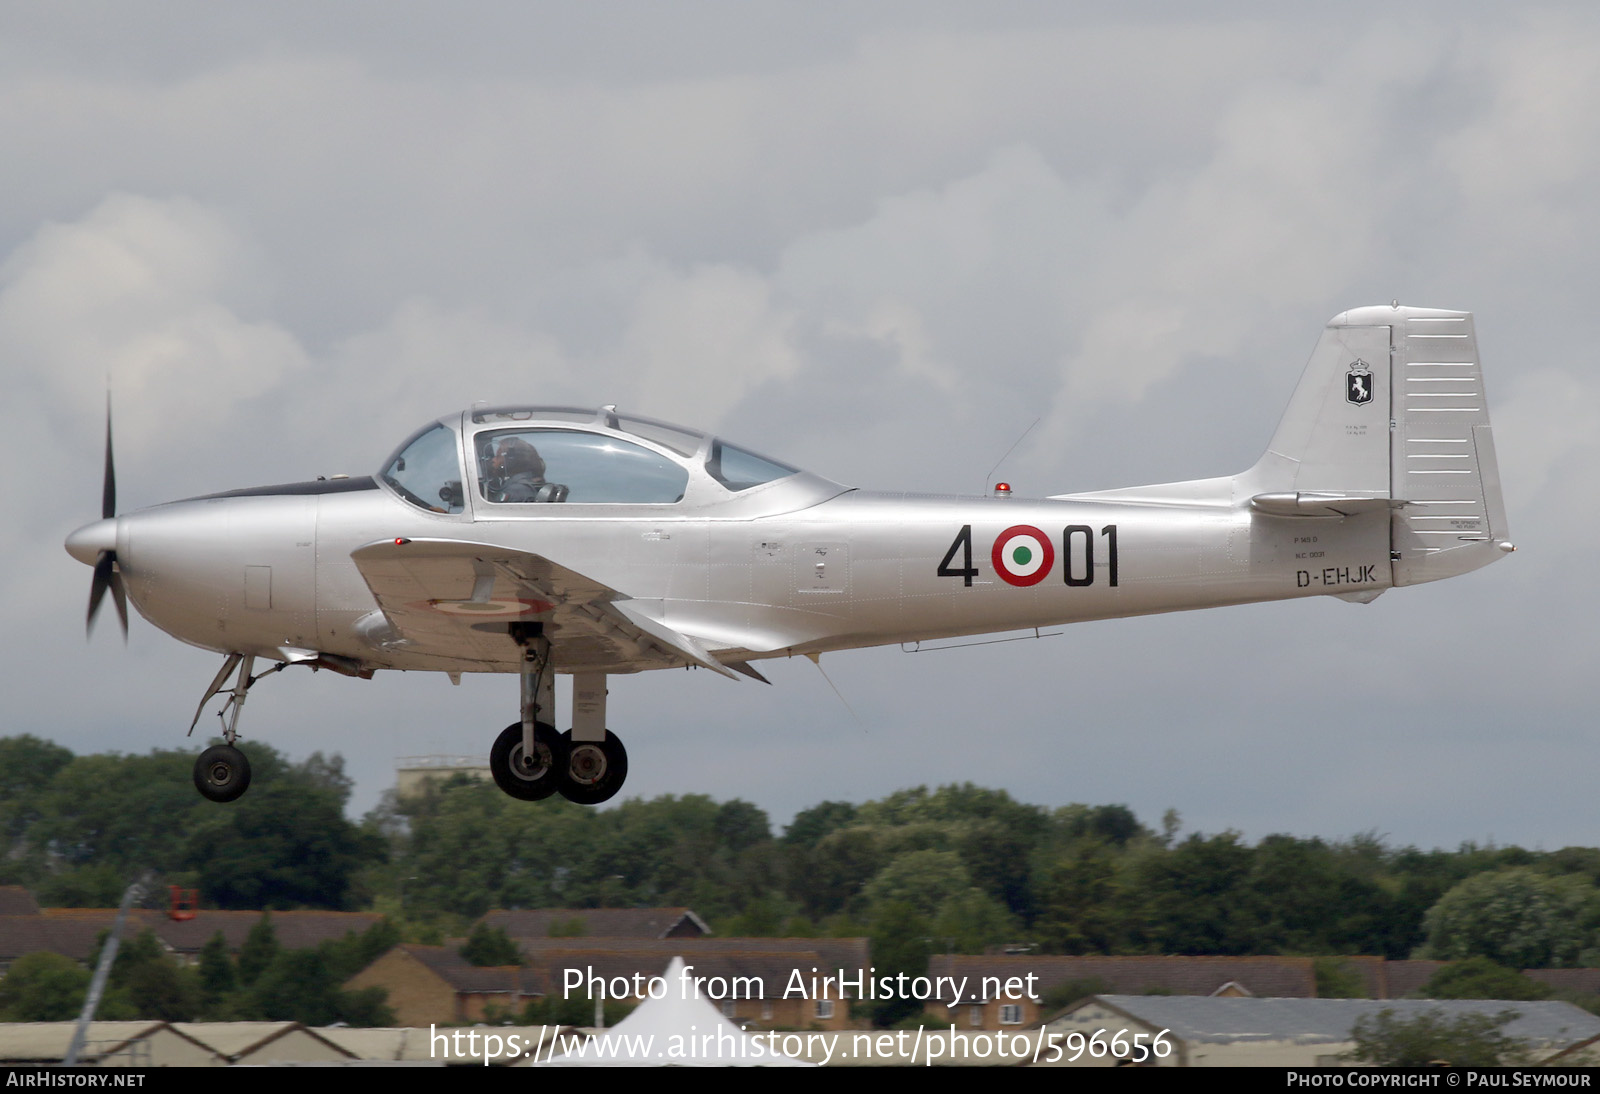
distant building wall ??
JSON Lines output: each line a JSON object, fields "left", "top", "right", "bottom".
{"left": 395, "top": 756, "right": 492, "bottom": 798}
{"left": 345, "top": 948, "right": 461, "bottom": 1027}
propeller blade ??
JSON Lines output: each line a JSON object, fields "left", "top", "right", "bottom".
{"left": 102, "top": 398, "right": 116, "bottom": 520}
{"left": 111, "top": 568, "right": 128, "bottom": 639}
{"left": 87, "top": 551, "right": 127, "bottom": 640}
{"left": 86, "top": 398, "right": 128, "bottom": 641}
{"left": 88, "top": 551, "right": 113, "bottom": 635}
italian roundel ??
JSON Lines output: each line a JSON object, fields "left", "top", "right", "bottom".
{"left": 991, "top": 525, "right": 1054, "bottom": 587}
{"left": 414, "top": 597, "right": 555, "bottom": 616}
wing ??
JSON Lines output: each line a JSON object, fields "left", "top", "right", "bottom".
{"left": 348, "top": 537, "right": 739, "bottom": 677}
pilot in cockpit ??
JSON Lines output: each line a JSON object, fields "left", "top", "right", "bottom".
{"left": 488, "top": 437, "right": 568, "bottom": 502}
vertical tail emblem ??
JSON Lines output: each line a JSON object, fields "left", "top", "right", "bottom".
{"left": 1346, "top": 360, "right": 1374, "bottom": 406}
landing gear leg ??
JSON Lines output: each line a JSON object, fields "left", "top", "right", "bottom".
{"left": 193, "top": 653, "right": 255, "bottom": 802}
{"left": 559, "top": 672, "right": 628, "bottom": 805}
{"left": 490, "top": 627, "right": 567, "bottom": 800}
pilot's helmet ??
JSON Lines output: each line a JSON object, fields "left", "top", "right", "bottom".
{"left": 493, "top": 437, "right": 546, "bottom": 480}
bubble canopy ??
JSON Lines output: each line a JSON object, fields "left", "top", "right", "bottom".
{"left": 379, "top": 406, "right": 827, "bottom": 515}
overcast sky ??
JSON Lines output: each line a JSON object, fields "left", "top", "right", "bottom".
{"left": 5, "top": 3, "right": 1597, "bottom": 851}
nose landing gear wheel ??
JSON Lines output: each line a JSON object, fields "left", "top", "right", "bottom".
{"left": 557, "top": 730, "right": 628, "bottom": 805}
{"left": 193, "top": 744, "right": 252, "bottom": 802}
{"left": 490, "top": 721, "right": 568, "bottom": 801}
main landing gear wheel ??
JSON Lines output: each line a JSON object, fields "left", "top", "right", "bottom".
{"left": 490, "top": 721, "right": 568, "bottom": 801}
{"left": 558, "top": 730, "right": 628, "bottom": 805}
{"left": 193, "top": 744, "right": 252, "bottom": 803}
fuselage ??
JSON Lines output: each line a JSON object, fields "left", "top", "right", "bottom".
{"left": 77, "top": 454, "right": 1391, "bottom": 675}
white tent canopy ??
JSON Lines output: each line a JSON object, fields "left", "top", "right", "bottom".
{"left": 537, "top": 956, "right": 812, "bottom": 1067}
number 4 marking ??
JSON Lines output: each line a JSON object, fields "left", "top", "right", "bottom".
{"left": 937, "top": 525, "right": 979, "bottom": 587}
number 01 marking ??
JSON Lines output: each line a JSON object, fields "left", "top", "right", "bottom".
{"left": 1064, "top": 524, "right": 1119, "bottom": 587}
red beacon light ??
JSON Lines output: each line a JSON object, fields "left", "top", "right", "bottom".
{"left": 993, "top": 482, "right": 1012, "bottom": 498}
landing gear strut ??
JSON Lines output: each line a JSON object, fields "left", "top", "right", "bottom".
{"left": 490, "top": 626, "right": 568, "bottom": 800}
{"left": 560, "top": 671, "right": 625, "bottom": 804}
{"left": 489, "top": 631, "right": 627, "bottom": 805}
{"left": 184, "top": 649, "right": 371, "bottom": 801}
{"left": 191, "top": 653, "right": 255, "bottom": 802}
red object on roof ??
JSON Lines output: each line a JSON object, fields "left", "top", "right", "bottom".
{"left": 168, "top": 886, "right": 198, "bottom": 921}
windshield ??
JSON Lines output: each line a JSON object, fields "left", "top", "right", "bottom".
{"left": 381, "top": 423, "right": 465, "bottom": 513}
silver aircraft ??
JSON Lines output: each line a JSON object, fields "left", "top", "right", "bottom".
{"left": 64, "top": 305, "right": 1513, "bottom": 804}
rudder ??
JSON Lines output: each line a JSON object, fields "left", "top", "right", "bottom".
{"left": 1385, "top": 307, "right": 1513, "bottom": 585}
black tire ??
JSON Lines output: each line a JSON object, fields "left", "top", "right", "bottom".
{"left": 490, "top": 721, "right": 567, "bottom": 801}
{"left": 194, "top": 744, "right": 252, "bottom": 802}
{"left": 558, "top": 730, "right": 628, "bottom": 805}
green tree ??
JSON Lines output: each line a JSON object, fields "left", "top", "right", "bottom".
{"left": 0, "top": 740, "right": 384, "bottom": 908}
{"left": 0, "top": 736, "right": 73, "bottom": 856}
{"left": 31, "top": 750, "right": 227, "bottom": 881}
{"left": 1421, "top": 867, "right": 1600, "bottom": 968}
{"left": 547, "top": 916, "right": 586, "bottom": 938}
{"left": 122, "top": 957, "right": 201, "bottom": 1021}
{"left": 338, "top": 918, "right": 403, "bottom": 977}
{"left": 237, "top": 912, "right": 280, "bottom": 987}
{"left": 34, "top": 863, "right": 130, "bottom": 908}
{"left": 782, "top": 801, "right": 858, "bottom": 848}
{"left": 460, "top": 922, "right": 522, "bottom": 967}
{"left": 868, "top": 901, "right": 931, "bottom": 1027}
{"left": 1422, "top": 957, "right": 1551, "bottom": 1001}
{"left": 241, "top": 929, "right": 397, "bottom": 1027}
{"left": 932, "top": 889, "right": 1019, "bottom": 953}
{"left": 1056, "top": 803, "right": 1146, "bottom": 846}
{"left": 862, "top": 850, "right": 971, "bottom": 920}
{"left": 796, "top": 825, "right": 885, "bottom": 919}
{"left": 197, "top": 931, "right": 237, "bottom": 1016}
{"left": 1347, "top": 1007, "right": 1527, "bottom": 1066}
{"left": 714, "top": 800, "right": 771, "bottom": 853}
{"left": 717, "top": 893, "right": 785, "bottom": 936}
{"left": 1313, "top": 958, "right": 1368, "bottom": 999}
{"left": 397, "top": 786, "right": 782, "bottom": 920}
{"left": 94, "top": 929, "right": 202, "bottom": 1020}
{"left": 1127, "top": 832, "right": 1255, "bottom": 954}
{"left": 521, "top": 990, "right": 594, "bottom": 1027}
{"left": 1033, "top": 842, "right": 1122, "bottom": 954}
{"left": 184, "top": 781, "right": 386, "bottom": 909}
{"left": 0, "top": 952, "right": 88, "bottom": 1020}
{"left": 245, "top": 949, "right": 345, "bottom": 1025}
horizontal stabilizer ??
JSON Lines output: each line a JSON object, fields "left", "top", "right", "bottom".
{"left": 1249, "top": 492, "right": 1391, "bottom": 518}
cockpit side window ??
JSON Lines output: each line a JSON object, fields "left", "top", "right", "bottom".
{"left": 615, "top": 415, "right": 704, "bottom": 457}
{"left": 707, "top": 440, "right": 798, "bottom": 492}
{"left": 476, "top": 429, "right": 689, "bottom": 504}
{"left": 381, "top": 424, "right": 465, "bottom": 513}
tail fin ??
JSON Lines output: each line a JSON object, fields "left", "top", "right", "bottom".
{"left": 1247, "top": 305, "right": 1514, "bottom": 585}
